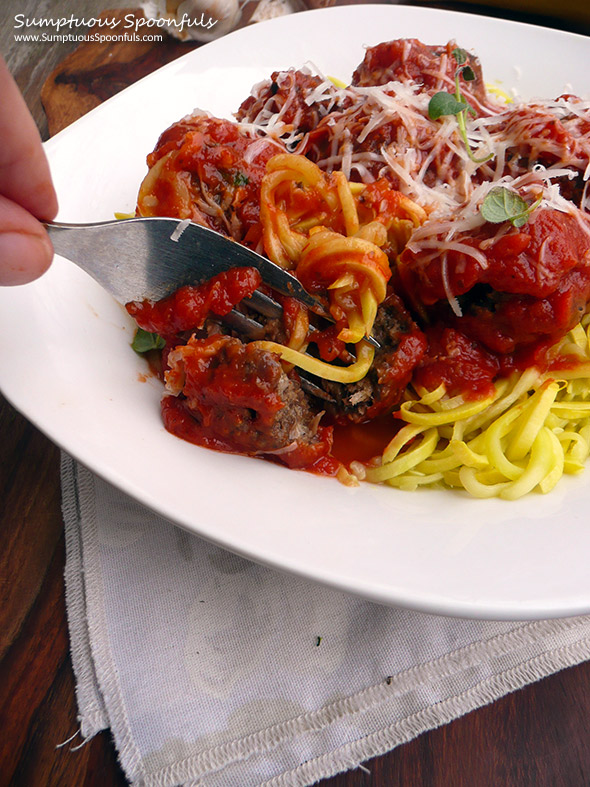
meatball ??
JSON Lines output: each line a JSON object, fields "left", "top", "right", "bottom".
{"left": 164, "top": 334, "right": 332, "bottom": 467}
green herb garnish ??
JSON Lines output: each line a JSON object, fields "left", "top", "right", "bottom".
{"left": 428, "top": 92, "right": 467, "bottom": 120}
{"left": 452, "top": 47, "right": 468, "bottom": 65}
{"left": 234, "top": 172, "right": 250, "bottom": 187}
{"left": 428, "top": 49, "right": 492, "bottom": 164}
{"left": 480, "top": 187, "right": 542, "bottom": 228}
{"left": 132, "top": 328, "right": 165, "bottom": 354}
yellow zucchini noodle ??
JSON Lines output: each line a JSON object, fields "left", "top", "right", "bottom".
{"left": 254, "top": 153, "right": 424, "bottom": 384}
{"left": 352, "top": 314, "right": 590, "bottom": 499}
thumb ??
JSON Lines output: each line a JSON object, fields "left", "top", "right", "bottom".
{"left": 0, "top": 194, "right": 54, "bottom": 285}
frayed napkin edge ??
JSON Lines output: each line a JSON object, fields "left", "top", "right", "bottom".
{"left": 61, "top": 453, "right": 590, "bottom": 787}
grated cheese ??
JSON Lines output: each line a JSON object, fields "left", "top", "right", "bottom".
{"left": 234, "top": 57, "right": 590, "bottom": 310}
{"left": 170, "top": 218, "right": 191, "bottom": 242}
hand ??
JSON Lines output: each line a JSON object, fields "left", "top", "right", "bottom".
{"left": 0, "top": 57, "right": 58, "bottom": 285}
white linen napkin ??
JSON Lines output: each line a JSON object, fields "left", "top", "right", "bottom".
{"left": 61, "top": 453, "right": 590, "bottom": 787}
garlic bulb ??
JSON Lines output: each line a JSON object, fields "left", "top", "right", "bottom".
{"left": 141, "top": 0, "right": 242, "bottom": 42}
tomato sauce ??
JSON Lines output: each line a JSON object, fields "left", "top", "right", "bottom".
{"left": 139, "top": 116, "right": 284, "bottom": 247}
{"left": 126, "top": 268, "right": 261, "bottom": 339}
{"left": 413, "top": 326, "right": 500, "bottom": 399}
{"left": 331, "top": 415, "right": 402, "bottom": 465}
{"left": 399, "top": 209, "right": 590, "bottom": 355}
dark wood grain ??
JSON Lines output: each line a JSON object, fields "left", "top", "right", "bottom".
{"left": 2, "top": 3, "right": 590, "bottom": 785}
{"left": 40, "top": 9, "right": 199, "bottom": 137}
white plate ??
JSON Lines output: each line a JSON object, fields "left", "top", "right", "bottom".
{"left": 2, "top": 5, "right": 590, "bottom": 620}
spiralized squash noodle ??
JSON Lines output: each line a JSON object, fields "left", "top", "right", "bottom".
{"left": 356, "top": 315, "right": 590, "bottom": 499}
{"left": 257, "top": 153, "right": 424, "bottom": 382}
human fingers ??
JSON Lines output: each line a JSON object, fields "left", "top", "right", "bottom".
{"left": 0, "top": 56, "right": 58, "bottom": 221}
{"left": 0, "top": 193, "right": 53, "bottom": 285}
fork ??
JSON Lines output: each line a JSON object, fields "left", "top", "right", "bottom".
{"left": 45, "top": 217, "right": 380, "bottom": 345}
{"left": 44, "top": 216, "right": 327, "bottom": 315}
{"left": 45, "top": 217, "right": 351, "bottom": 401}
{"left": 46, "top": 216, "right": 342, "bottom": 345}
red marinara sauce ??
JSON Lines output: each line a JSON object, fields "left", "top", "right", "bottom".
{"left": 128, "top": 269, "right": 343, "bottom": 477}
{"left": 399, "top": 208, "right": 590, "bottom": 355}
{"left": 413, "top": 326, "right": 500, "bottom": 400}
{"left": 137, "top": 116, "right": 284, "bottom": 247}
{"left": 161, "top": 335, "right": 338, "bottom": 475}
{"left": 126, "top": 267, "right": 262, "bottom": 339}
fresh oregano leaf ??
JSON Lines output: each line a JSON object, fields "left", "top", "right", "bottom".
{"left": 428, "top": 49, "right": 493, "bottom": 164}
{"left": 480, "top": 187, "right": 533, "bottom": 227}
{"left": 428, "top": 91, "right": 467, "bottom": 120}
{"left": 511, "top": 214, "right": 530, "bottom": 228}
{"left": 452, "top": 47, "right": 468, "bottom": 65}
{"left": 462, "top": 65, "right": 476, "bottom": 82}
{"left": 132, "top": 328, "right": 165, "bottom": 354}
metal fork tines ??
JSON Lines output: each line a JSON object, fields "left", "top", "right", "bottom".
{"left": 45, "top": 218, "right": 379, "bottom": 349}
{"left": 224, "top": 297, "right": 376, "bottom": 404}
{"left": 44, "top": 217, "right": 379, "bottom": 401}
{"left": 44, "top": 217, "right": 328, "bottom": 313}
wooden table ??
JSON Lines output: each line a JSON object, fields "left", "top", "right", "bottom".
{"left": 2, "top": 3, "right": 590, "bottom": 785}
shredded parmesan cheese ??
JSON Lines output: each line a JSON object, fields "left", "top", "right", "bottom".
{"left": 170, "top": 218, "right": 191, "bottom": 242}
